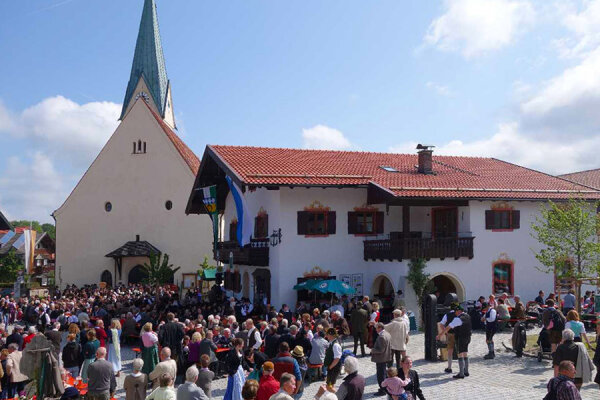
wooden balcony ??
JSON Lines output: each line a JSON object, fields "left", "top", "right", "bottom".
{"left": 364, "top": 236, "right": 474, "bottom": 261}
{"left": 215, "top": 239, "right": 269, "bottom": 266}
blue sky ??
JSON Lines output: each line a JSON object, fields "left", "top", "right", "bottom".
{"left": 2, "top": 0, "right": 600, "bottom": 222}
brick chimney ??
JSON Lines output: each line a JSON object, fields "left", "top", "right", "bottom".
{"left": 417, "top": 144, "right": 434, "bottom": 174}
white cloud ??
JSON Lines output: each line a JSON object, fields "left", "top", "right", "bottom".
{"left": 424, "top": 0, "right": 535, "bottom": 58}
{"left": 520, "top": 46, "right": 600, "bottom": 137}
{"left": 0, "top": 96, "right": 120, "bottom": 223}
{"left": 390, "top": 122, "right": 600, "bottom": 175}
{"left": 553, "top": 0, "right": 600, "bottom": 58}
{"left": 0, "top": 152, "right": 68, "bottom": 223}
{"left": 302, "top": 125, "right": 353, "bottom": 150}
{"left": 426, "top": 81, "right": 453, "bottom": 97}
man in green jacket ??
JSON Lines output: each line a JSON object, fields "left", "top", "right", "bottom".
{"left": 350, "top": 302, "right": 369, "bottom": 357}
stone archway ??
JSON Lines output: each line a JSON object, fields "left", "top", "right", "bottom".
{"left": 243, "top": 271, "right": 250, "bottom": 299}
{"left": 101, "top": 270, "right": 113, "bottom": 287}
{"left": 371, "top": 274, "right": 395, "bottom": 298}
{"left": 128, "top": 265, "right": 148, "bottom": 285}
{"left": 428, "top": 272, "right": 466, "bottom": 302}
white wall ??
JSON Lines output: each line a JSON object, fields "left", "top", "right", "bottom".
{"left": 55, "top": 100, "right": 213, "bottom": 287}
{"left": 221, "top": 186, "right": 555, "bottom": 313}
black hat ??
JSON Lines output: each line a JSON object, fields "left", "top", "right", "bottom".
{"left": 61, "top": 387, "right": 80, "bottom": 400}
{"left": 326, "top": 327, "right": 338, "bottom": 337}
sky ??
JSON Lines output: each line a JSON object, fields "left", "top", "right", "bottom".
{"left": 2, "top": 0, "right": 600, "bottom": 223}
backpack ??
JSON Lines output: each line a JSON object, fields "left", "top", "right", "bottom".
{"left": 550, "top": 310, "right": 565, "bottom": 332}
{"left": 543, "top": 378, "right": 566, "bottom": 400}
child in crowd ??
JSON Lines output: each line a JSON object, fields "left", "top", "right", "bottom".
{"left": 381, "top": 367, "right": 411, "bottom": 400}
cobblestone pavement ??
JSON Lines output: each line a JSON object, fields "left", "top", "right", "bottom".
{"left": 111, "top": 330, "right": 598, "bottom": 400}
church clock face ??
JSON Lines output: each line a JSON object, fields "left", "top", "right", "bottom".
{"left": 135, "top": 91, "right": 150, "bottom": 103}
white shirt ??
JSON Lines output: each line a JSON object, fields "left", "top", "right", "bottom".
{"left": 248, "top": 327, "right": 262, "bottom": 350}
{"left": 485, "top": 308, "right": 497, "bottom": 323}
{"left": 448, "top": 315, "right": 463, "bottom": 329}
{"left": 332, "top": 341, "right": 342, "bottom": 359}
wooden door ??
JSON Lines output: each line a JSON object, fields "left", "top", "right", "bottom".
{"left": 432, "top": 208, "right": 458, "bottom": 238}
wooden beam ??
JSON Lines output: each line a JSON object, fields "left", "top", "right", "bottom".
{"left": 403, "top": 206, "right": 410, "bottom": 233}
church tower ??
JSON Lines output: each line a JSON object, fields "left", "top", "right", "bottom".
{"left": 120, "top": 0, "right": 176, "bottom": 129}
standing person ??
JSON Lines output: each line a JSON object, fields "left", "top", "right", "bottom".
{"left": 149, "top": 347, "right": 177, "bottom": 389}
{"left": 81, "top": 329, "right": 100, "bottom": 383}
{"left": 542, "top": 300, "right": 566, "bottom": 354}
{"left": 564, "top": 311, "right": 591, "bottom": 347}
{"left": 123, "top": 359, "right": 148, "bottom": 400}
{"left": 159, "top": 313, "right": 185, "bottom": 365}
{"left": 246, "top": 320, "right": 263, "bottom": 352}
{"left": 87, "top": 347, "right": 117, "bottom": 400}
{"left": 593, "top": 321, "right": 600, "bottom": 388}
{"left": 197, "top": 355, "right": 215, "bottom": 399}
{"left": 481, "top": 303, "right": 497, "bottom": 360}
{"left": 95, "top": 319, "right": 108, "bottom": 349}
{"left": 44, "top": 322, "right": 62, "bottom": 359}
{"left": 437, "top": 304, "right": 471, "bottom": 379}
{"left": 147, "top": 374, "right": 176, "bottom": 400}
{"left": 535, "top": 291, "right": 545, "bottom": 305}
{"left": 350, "top": 303, "right": 368, "bottom": 358}
{"left": 290, "top": 346, "right": 307, "bottom": 399}
{"left": 177, "top": 365, "right": 209, "bottom": 400}
{"left": 324, "top": 357, "right": 365, "bottom": 400}
{"left": 242, "top": 379, "right": 259, "bottom": 400}
{"left": 370, "top": 322, "right": 392, "bottom": 396}
{"left": 308, "top": 330, "right": 328, "bottom": 382}
{"left": 224, "top": 338, "right": 247, "bottom": 400}
{"left": 398, "top": 356, "right": 425, "bottom": 400}
{"left": 142, "top": 322, "right": 160, "bottom": 375}
{"left": 546, "top": 361, "right": 582, "bottom": 400}
{"left": 385, "top": 309, "right": 409, "bottom": 369}
{"left": 5, "top": 343, "right": 28, "bottom": 398}
{"left": 1, "top": 349, "right": 10, "bottom": 400}
{"left": 62, "top": 333, "right": 83, "bottom": 378}
{"left": 323, "top": 328, "right": 342, "bottom": 386}
{"left": 256, "top": 362, "right": 279, "bottom": 400}
{"left": 107, "top": 319, "right": 122, "bottom": 376}
{"left": 269, "top": 373, "right": 296, "bottom": 400}
{"left": 562, "top": 290, "right": 576, "bottom": 315}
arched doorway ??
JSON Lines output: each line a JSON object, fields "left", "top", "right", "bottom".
{"left": 427, "top": 272, "right": 465, "bottom": 303}
{"left": 128, "top": 265, "right": 148, "bottom": 285}
{"left": 242, "top": 272, "right": 250, "bottom": 298}
{"left": 371, "top": 274, "right": 394, "bottom": 298}
{"left": 101, "top": 270, "right": 113, "bottom": 287}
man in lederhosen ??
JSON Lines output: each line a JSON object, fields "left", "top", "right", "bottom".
{"left": 437, "top": 305, "right": 457, "bottom": 374}
{"left": 324, "top": 327, "right": 343, "bottom": 386}
{"left": 481, "top": 302, "right": 497, "bottom": 360}
{"left": 438, "top": 303, "right": 472, "bottom": 379}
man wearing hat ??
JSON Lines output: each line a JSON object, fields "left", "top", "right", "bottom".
{"left": 481, "top": 302, "right": 497, "bottom": 360}
{"left": 256, "top": 361, "right": 279, "bottom": 400}
{"left": 324, "top": 328, "right": 342, "bottom": 386}
{"left": 437, "top": 303, "right": 472, "bottom": 379}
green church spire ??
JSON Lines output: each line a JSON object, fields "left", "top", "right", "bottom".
{"left": 120, "top": 0, "right": 170, "bottom": 120}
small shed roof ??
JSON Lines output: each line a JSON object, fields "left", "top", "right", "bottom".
{"left": 105, "top": 240, "right": 160, "bottom": 258}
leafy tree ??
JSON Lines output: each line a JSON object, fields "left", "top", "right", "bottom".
{"left": 0, "top": 248, "right": 24, "bottom": 282}
{"left": 142, "top": 252, "right": 181, "bottom": 287}
{"left": 407, "top": 258, "right": 430, "bottom": 307}
{"left": 41, "top": 223, "right": 56, "bottom": 240}
{"left": 531, "top": 198, "right": 600, "bottom": 310}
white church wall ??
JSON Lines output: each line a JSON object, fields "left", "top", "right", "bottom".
{"left": 55, "top": 100, "right": 213, "bottom": 287}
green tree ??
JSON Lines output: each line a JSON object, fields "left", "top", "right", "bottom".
{"left": 407, "top": 258, "right": 430, "bottom": 307}
{"left": 531, "top": 198, "right": 600, "bottom": 309}
{"left": 0, "top": 248, "right": 24, "bottom": 282}
{"left": 142, "top": 252, "right": 181, "bottom": 286}
{"left": 41, "top": 223, "right": 56, "bottom": 240}
{"left": 11, "top": 220, "right": 42, "bottom": 233}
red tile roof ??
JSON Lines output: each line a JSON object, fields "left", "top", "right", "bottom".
{"left": 208, "top": 145, "right": 600, "bottom": 200}
{"left": 144, "top": 101, "right": 200, "bottom": 174}
{"left": 560, "top": 168, "right": 600, "bottom": 190}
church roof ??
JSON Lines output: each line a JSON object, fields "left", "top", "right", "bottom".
{"left": 105, "top": 239, "right": 161, "bottom": 258}
{"left": 120, "top": 0, "right": 169, "bottom": 120}
{"left": 144, "top": 101, "right": 200, "bottom": 174}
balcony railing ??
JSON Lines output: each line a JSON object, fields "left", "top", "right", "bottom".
{"left": 364, "top": 235, "right": 474, "bottom": 261}
{"left": 215, "top": 238, "right": 269, "bottom": 266}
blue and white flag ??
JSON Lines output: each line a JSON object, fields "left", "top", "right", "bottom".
{"left": 225, "top": 176, "right": 253, "bottom": 247}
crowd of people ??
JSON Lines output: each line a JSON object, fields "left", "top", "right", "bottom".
{"left": 0, "top": 283, "right": 596, "bottom": 400}
{"left": 0, "top": 284, "right": 423, "bottom": 400}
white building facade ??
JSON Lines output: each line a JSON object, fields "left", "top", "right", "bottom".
{"left": 54, "top": 0, "right": 213, "bottom": 287}
{"left": 186, "top": 145, "right": 600, "bottom": 314}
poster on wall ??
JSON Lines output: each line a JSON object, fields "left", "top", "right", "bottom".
{"left": 351, "top": 273, "right": 363, "bottom": 296}
{"left": 340, "top": 274, "right": 351, "bottom": 286}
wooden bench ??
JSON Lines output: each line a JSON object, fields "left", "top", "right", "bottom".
{"left": 307, "top": 363, "right": 324, "bottom": 383}
{"left": 132, "top": 347, "right": 141, "bottom": 358}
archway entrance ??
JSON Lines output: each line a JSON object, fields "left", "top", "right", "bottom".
{"left": 371, "top": 274, "right": 394, "bottom": 298}
{"left": 243, "top": 272, "right": 250, "bottom": 298}
{"left": 427, "top": 273, "right": 465, "bottom": 303}
{"left": 252, "top": 269, "right": 271, "bottom": 305}
{"left": 128, "top": 265, "right": 148, "bottom": 285}
{"left": 101, "top": 270, "right": 113, "bottom": 287}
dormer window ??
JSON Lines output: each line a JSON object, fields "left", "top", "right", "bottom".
{"left": 133, "top": 140, "right": 147, "bottom": 154}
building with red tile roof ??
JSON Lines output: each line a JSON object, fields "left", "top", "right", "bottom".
{"left": 559, "top": 168, "right": 600, "bottom": 190}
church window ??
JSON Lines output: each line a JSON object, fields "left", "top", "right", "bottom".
{"left": 132, "top": 142, "right": 136, "bottom": 153}
{"left": 105, "top": 202, "right": 112, "bottom": 212}
{"left": 143, "top": 142, "right": 147, "bottom": 153}
{"left": 165, "top": 200, "right": 173, "bottom": 210}
{"left": 138, "top": 140, "right": 142, "bottom": 152}
{"left": 132, "top": 140, "right": 147, "bottom": 154}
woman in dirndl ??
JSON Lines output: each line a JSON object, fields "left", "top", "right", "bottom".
{"left": 224, "top": 338, "right": 247, "bottom": 400}
{"left": 141, "top": 322, "right": 160, "bottom": 375}
{"left": 108, "top": 319, "right": 122, "bottom": 376}
{"left": 81, "top": 329, "right": 100, "bottom": 383}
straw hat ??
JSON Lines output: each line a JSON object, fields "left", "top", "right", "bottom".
{"left": 291, "top": 345, "right": 304, "bottom": 358}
